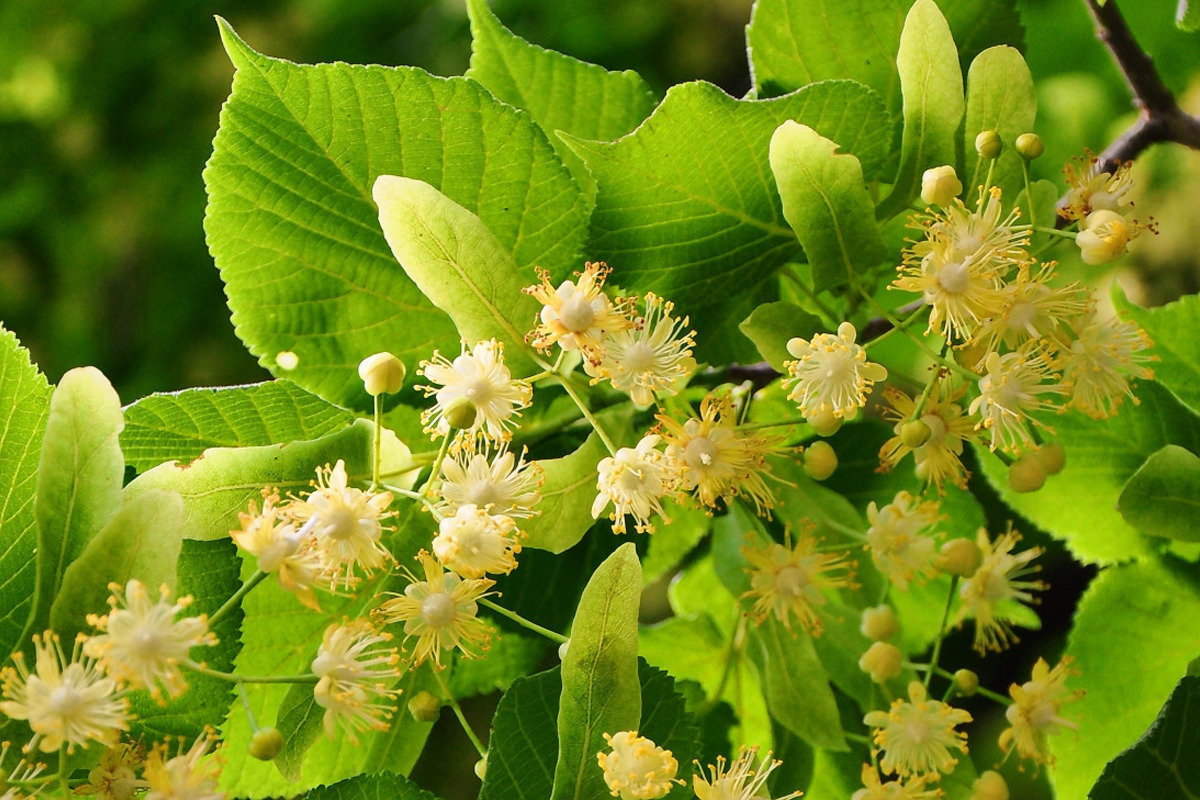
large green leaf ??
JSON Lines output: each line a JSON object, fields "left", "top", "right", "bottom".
{"left": 552, "top": 543, "right": 642, "bottom": 800}
{"left": 523, "top": 432, "right": 608, "bottom": 553}
{"left": 0, "top": 326, "right": 52, "bottom": 659}
{"left": 1054, "top": 557, "right": 1200, "bottom": 799}
{"left": 977, "top": 381, "right": 1200, "bottom": 564}
{"left": 1089, "top": 675, "right": 1200, "bottom": 799}
{"left": 1179, "top": 0, "right": 1200, "bottom": 32}
{"left": 121, "top": 381, "right": 355, "bottom": 474}
{"left": 204, "top": 20, "right": 587, "bottom": 409}
{"left": 1117, "top": 291, "right": 1200, "bottom": 416}
{"left": 465, "top": 0, "right": 656, "bottom": 199}
{"left": 23, "top": 366, "right": 124, "bottom": 644}
{"left": 769, "top": 121, "right": 887, "bottom": 291}
{"left": 962, "top": 45, "right": 1035, "bottom": 202}
{"left": 1118, "top": 444, "right": 1200, "bottom": 541}
{"left": 302, "top": 772, "right": 440, "bottom": 800}
{"left": 738, "top": 301, "right": 822, "bottom": 373}
{"left": 564, "top": 79, "right": 890, "bottom": 364}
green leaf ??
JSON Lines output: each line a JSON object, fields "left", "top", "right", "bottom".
{"left": 122, "top": 381, "right": 355, "bottom": 474}
{"left": 564, "top": 80, "right": 890, "bottom": 364}
{"left": 552, "top": 543, "right": 642, "bottom": 800}
{"left": 738, "top": 301, "right": 822, "bottom": 373}
{"left": 523, "top": 432, "right": 609, "bottom": 553}
{"left": 1179, "top": 0, "right": 1200, "bottom": 32}
{"left": 1090, "top": 675, "right": 1200, "bottom": 799}
{"left": 769, "top": 121, "right": 887, "bottom": 291}
{"left": 768, "top": 454, "right": 865, "bottom": 539}
{"left": 1054, "top": 556, "right": 1200, "bottom": 799}
{"left": 24, "top": 366, "right": 124, "bottom": 644}
{"left": 302, "top": 772, "right": 441, "bottom": 800}
{"left": 977, "top": 382, "right": 1200, "bottom": 564}
{"left": 0, "top": 325, "right": 52, "bottom": 659}
{"left": 450, "top": 628, "right": 548, "bottom": 698}
{"left": 373, "top": 177, "right": 543, "bottom": 376}
{"left": 637, "top": 663, "right": 700, "bottom": 800}
{"left": 642, "top": 501, "right": 711, "bottom": 585}
{"left": 204, "top": 20, "right": 587, "bottom": 409}
{"left": 962, "top": 46, "right": 1036, "bottom": 202}
{"left": 1116, "top": 291, "right": 1200, "bottom": 416}
{"left": 465, "top": 0, "right": 656, "bottom": 200}
{"left": 1119, "top": 444, "right": 1200, "bottom": 541}
{"left": 49, "top": 489, "right": 184, "bottom": 644}
{"left": 879, "top": 0, "right": 965, "bottom": 219}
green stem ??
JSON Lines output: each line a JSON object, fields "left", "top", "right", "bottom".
{"left": 738, "top": 417, "right": 810, "bottom": 431}
{"left": 852, "top": 277, "right": 975, "bottom": 380}
{"left": 421, "top": 431, "right": 453, "bottom": 500}
{"left": 1021, "top": 159, "right": 1037, "bottom": 227}
{"left": 435, "top": 669, "right": 487, "bottom": 758}
{"left": 386, "top": 484, "right": 444, "bottom": 519}
{"left": 238, "top": 682, "right": 260, "bottom": 731}
{"left": 931, "top": 666, "right": 1011, "bottom": 705}
{"left": 555, "top": 374, "right": 617, "bottom": 455}
{"left": 184, "top": 661, "right": 319, "bottom": 685}
{"left": 479, "top": 598, "right": 568, "bottom": 644}
{"left": 910, "top": 342, "right": 950, "bottom": 419}
{"left": 58, "top": 745, "right": 69, "bottom": 795}
{"left": 923, "top": 576, "right": 959, "bottom": 691}
{"left": 781, "top": 266, "right": 840, "bottom": 327}
{"left": 372, "top": 394, "right": 384, "bottom": 490}
{"left": 864, "top": 305, "right": 928, "bottom": 350}
{"left": 209, "top": 571, "right": 268, "bottom": 627}
{"left": 1029, "top": 225, "right": 1078, "bottom": 240}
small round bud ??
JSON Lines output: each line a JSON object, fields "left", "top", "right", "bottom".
{"left": 858, "top": 641, "right": 903, "bottom": 684}
{"left": 1037, "top": 441, "right": 1066, "bottom": 476}
{"left": 954, "top": 668, "right": 980, "bottom": 697}
{"left": 920, "top": 165, "right": 963, "bottom": 207}
{"left": 248, "top": 728, "right": 284, "bottom": 761}
{"left": 803, "top": 441, "right": 838, "bottom": 481}
{"left": 474, "top": 755, "right": 488, "bottom": 780}
{"left": 1015, "top": 132, "right": 1044, "bottom": 160}
{"left": 860, "top": 605, "right": 900, "bottom": 642}
{"left": 899, "top": 419, "right": 931, "bottom": 449}
{"left": 408, "top": 690, "right": 442, "bottom": 723}
{"left": 806, "top": 407, "right": 843, "bottom": 438}
{"left": 975, "top": 129, "right": 1002, "bottom": 160}
{"left": 971, "top": 770, "right": 1010, "bottom": 800}
{"left": 558, "top": 639, "right": 570, "bottom": 661}
{"left": 444, "top": 397, "right": 478, "bottom": 431}
{"left": 358, "top": 352, "right": 406, "bottom": 396}
{"left": 1007, "top": 452, "right": 1047, "bottom": 493}
{"left": 939, "top": 536, "right": 983, "bottom": 578}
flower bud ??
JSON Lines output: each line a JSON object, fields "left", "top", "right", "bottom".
{"left": 408, "top": 690, "right": 442, "bottom": 722}
{"left": 358, "top": 352, "right": 406, "bottom": 396}
{"left": 1007, "top": 452, "right": 1047, "bottom": 493}
{"left": 971, "top": 770, "right": 1010, "bottom": 800}
{"left": 803, "top": 441, "right": 838, "bottom": 481}
{"left": 921, "top": 165, "right": 963, "bottom": 207}
{"left": 899, "top": 419, "right": 931, "bottom": 448}
{"left": 954, "top": 668, "right": 980, "bottom": 696}
{"left": 1037, "top": 441, "right": 1066, "bottom": 475}
{"left": 860, "top": 605, "right": 900, "bottom": 642}
{"left": 248, "top": 728, "right": 284, "bottom": 761}
{"left": 1077, "top": 209, "right": 1131, "bottom": 264}
{"left": 975, "top": 130, "right": 1002, "bottom": 160}
{"left": 444, "top": 397, "right": 478, "bottom": 430}
{"left": 858, "top": 641, "right": 903, "bottom": 684}
{"left": 1015, "top": 132, "right": 1044, "bottom": 160}
{"left": 558, "top": 639, "right": 570, "bottom": 661}
{"left": 474, "top": 755, "right": 488, "bottom": 780}
{"left": 939, "top": 536, "right": 982, "bottom": 577}
{"left": 806, "top": 407, "right": 843, "bottom": 437}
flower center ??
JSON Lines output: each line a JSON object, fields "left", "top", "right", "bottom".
{"left": 938, "top": 260, "right": 970, "bottom": 295}
{"left": 775, "top": 565, "right": 809, "bottom": 597}
{"left": 466, "top": 481, "right": 502, "bottom": 508}
{"left": 902, "top": 713, "right": 933, "bottom": 745}
{"left": 463, "top": 378, "right": 493, "bottom": 404}
{"left": 683, "top": 436, "right": 719, "bottom": 471}
{"left": 558, "top": 295, "right": 596, "bottom": 333}
{"left": 421, "top": 592, "right": 457, "bottom": 628}
{"left": 1007, "top": 300, "right": 1037, "bottom": 332}
{"left": 48, "top": 685, "right": 83, "bottom": 717}
{"left": 621, "top": 342, "right": 657, "bottom": 373}
{"left": 321, "top": 507, "right": 360, "bottom": 541}
{"left": 131, "top": 629, "right": 162, "bottom": 658}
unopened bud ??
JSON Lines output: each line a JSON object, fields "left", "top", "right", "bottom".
{"left": 359, "top": 352, "right": 406, "bottom": 396}
{"left": 803, "top": 441, "right": 838, "bottom": 481}
{"left": 558, "top": 639, "right": 570, "bottom": 661}
{"left": 1077, "top": 209, "right": 1131, "bottom": 265}
{"left": 1007, "top": 452, "right": 1047, "bottom": 493}
{"left": 1015, "top": 132, "right": 1044, "bottom": 160}
{"left": 408, "top": 690, "right": 442, "bottom": 722}
{"left": 444, "top": 397, "right": 478, "bottom": 430}
{"left": 474, "top": 755, "right": 488, "bottom": 780}
{"left": 899, "top": 419, "right": 931, "bottom": 449}
{"left": 939, "top": 536, "right": 983, "bottom": 577}
{"left": 971, "top": 770, "right": 1010, "bottom": 800}
{"left": 975, "top": 130, "right": 1002, "bottom": 160}
{"left": 1037, "top": 441, "right": 1066, "bottom": 475}
{"left": 954, "top": 668, "right": 980, "bottom": 696}
{"left": 858, "top": 641, "right": 903, "bottom": 684}
{"left": 806, "top": 407, "right": 843, "bottom": 438}
{"left": 921, "top": 165, "right": 963, "bottom": 207}
{"left": 860, "top": 605, "right": 900, "bottom": 642}
{"left": 248, "top": 728, "right": 284, "bottom": 761}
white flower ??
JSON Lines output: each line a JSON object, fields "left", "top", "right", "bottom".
{"left": 865, "top": 492, "right": 941, "bottom": 591}
{"left": 312, "top": 621, "right": 402, "bottom": 741}
{"left": 597, "top": 731, "right": 681, "bottom": 800}
{"left": 432, "top": 504, "right": 523, "bottom": 578}
{"left": 1076, "top": 209, "right": 1134, "bottom": 265}
{"left": 783, "top": 322, "right": 887, "bottom": 420}
{"left": 437, "top": 444, "right": 543, "bottom": 519}
{"left": 231, "top": 491, "right": 324, "bottom": 611}
{"left": 693, "top": 746, "right": 801, "bottom": 800}
{"left": 591, "top": 435, "right": 675, "bottom": 534}
{"left": 586, "top": 293, "right": 695, "bottom": 407}
{"left": 524, "top": 262, "right": 633, "bottom": 359}
{"left": 969, "top": 350, "right": 1065, "bottom": 453}
{"left": 144, "top": 735, "right": 223, "bottom": 800}
{"left": 419, "top": 339, "right": 532, "bottom": 443}
{"left": 1060, "top": 311, "right": 1155, "bottom": 418}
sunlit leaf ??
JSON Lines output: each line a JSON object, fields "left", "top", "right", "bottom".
{"left": 738, "top": 301, "right": 822, "bottom": 373}
{"left": 1119, "top": 444, "right": 1200, "bottom": 541}
{"left": 962, "top": 46, "right": 1036, "bottom": 201}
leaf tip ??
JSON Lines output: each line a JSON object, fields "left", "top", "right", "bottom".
{"left": 215, "top": 17, "right": 260, "bottom": 70}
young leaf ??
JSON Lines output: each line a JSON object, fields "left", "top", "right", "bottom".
{"left": 0, "top": 325, "right": 52, "bottom": 659}
{"left": 49, "top": 489, "right": 185, "bottom": 645}
{"left": 122, "top": 381, "right": 355, "bottom": 473}
{"left": 962, "top": 46, "right": 1036, "bottom": 202}
{"left": 522, "top": 431, "right": 609, "bottom": 553}
{"left": 1118, "top": 444, "right": 1200, "bottom": 541}
{"left": 565, "top": 80, "right": 890, "bottom": 365}
{"left": 552, "top": 543, "right": 642, "bottom": 800}
{"left": 878, "top": 0, "right": 965, "bottom": 219}
{"left": 373, "top": 176, "right": 543, "bottom": 376}
{"left": 1115, "top": 290, "right": 1200, "bottom": 416}
{"left": 23, "top": 366, "right": 124, "bottom": 645}
{"left": 769, "top": 121, "right": 887, "bottom": 291}
{"left": 204, "top": 20, "right": 586, "bottom": 409}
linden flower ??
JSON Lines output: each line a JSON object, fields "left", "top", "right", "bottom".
{"left": 0, "top": 632, "right": 128, "bottom": 754}
{"left": 373, "top": 551, "right": 494, "bottom": 669}
{"left": 231, "top": 491, "right": 323, "bottom": 611}
{"left": 741, "top": 528, "right": 856, "bottom": 635}
{"left": 1076, "top": 209, "right": 1137, "bottom": 265}
{"left": 524, "top": 262, "right": 633, "bottom": 359}
{"left": 783, "top": 322, "right": 887, "bottom": 420}
{"left": 1059, "top": 311, "right": 1156, "bottom": 419}
{"left": 287, "top": 460, "right": 395, "bottom": 589}
{"left": 865, "top": 492, "right": 941, "bottom": 590}
{"left": 592, "top": 434, "right": 675, "bottom": 535}
{"left": 658, "top": 393, "right": 780, "bottom": 514}
{"left": 863, "top": 681, "right": 973, "bottom": 780}
{"left": 143, "top": 734, "right": 223, "bottom": 800}
{"left": 312, "top": 620, "right": 402, "bottom": 741}
{"left": 431, "top": 504, "right": 523, "bottom": 578}
{"left": 586, "top": 292, "right": 696, "bottom": 407}
{"left": 851, "top": 764, "right": 940, "bottom": 800}
{"left": 437, "top": 444, "right": 543, "bottom": 519}
{"left": 693, "top": 746, "right": 802, "bottom": 800}
{"left": 970, "top": 263, "right": 1089, "bottom": 357}
{"left": 999, "top": 657, "right": 1083, "bottom": 765}
{"left": 0, "top": 745, "right": 47, "bottom": 800}
{"left": 1059, "top": 154, "right": 1136, "bottom": 223}
{"left": 419, "top": 339, "right": 533, "bottom": 442}
{"left": 968, "top": 349, "right": 1066, "bottom": 453}
{"left": 83, "top": 580, "right": 217, "bottom": 700}
{"left": 596, "top": 731, "right": 682, "bottom": 800}
{"left": 75, "top": 742, "right": 148, "bottom": 799}
{"left": 879, "top": 379, "right": 978, "bottom": 490}
{"left": 957, "top": 527, "right": 1046, "bottom": 654}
